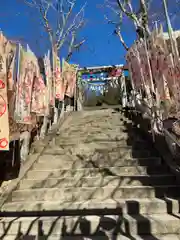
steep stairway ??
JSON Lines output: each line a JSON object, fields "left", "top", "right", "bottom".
{"left": 0, "top": 109, "right": 180, "bottom": 239}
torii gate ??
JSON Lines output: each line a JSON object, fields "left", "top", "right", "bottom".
{"left": 76, "top": 64, "right": 129, "bottom": 110}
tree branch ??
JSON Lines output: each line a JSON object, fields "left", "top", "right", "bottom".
{"left": 22, "top": 0, "right": 86, "bottom": 60}
{"left": 56, "top": 1, "right": 86, "bottom": 50}
{"left": 104, "top": 3, "right": 129, "bottom": 51}
{"left": 115, "top": 29, "right": 129, "bottom": 50}
{"left": 116, "top": 0, "right": 139, "bottom": 27}
{"left": 66, "top": 35, "right": 85, "bottom": 61}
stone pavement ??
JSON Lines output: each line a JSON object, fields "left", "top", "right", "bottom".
{"left": 0, "top": 109, "right": 180, "bottom": 239}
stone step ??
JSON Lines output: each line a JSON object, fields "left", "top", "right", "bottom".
{"left": 0, "top": 235, "right": 120, "bottom": 240}
{"left": 34, "top": 155, "right": 162, "bottom": 170}
{"left": 121, "top": 213, "right": 180, "bottom": 235}
{"left": 44, "top": 146, "right": 154, "bottom": 158}
{"left": 48, "top": 139, "right": 145, "bottom": 149}
{"left": 53, "top": 128, "right": 145, "bottom": 140}
{"left": 119, "top": 234, "right": 180, "bottom": 240}
{"left": 10, "top": 185, "right": 180, "bottom": 202}
{"left": 2, "top": 198, "right": 180, "bottom": 215}
{"left": 59, "top": 126, "right": 131, "bottom": 134}
{"left": 44, "top": 146, "right": 66, "bottom": 155}
{"left": 51, "top": 130, "right": 149, "bottom": 142}
{"left": 18, "top": 175, "right": 176, "bottom": 190}
{"left": 53, "top": 138, "right": 149, "bottom": 151}
{"left": 56, "top": 132, "right": 143, "bottom": 142}
{"left": 82, "top": 133, "right": 144, "bottom": 142}
{"left": 0, "top": 214, "right": 180, "bottom": 236}
{"left": 25, "top": 165, "right": 169, "bottom": 180}
{"left": 61, "top": 125, "right": 132, "bottom": 135}
{"left": 66, "top": 117, "right": 127, "bottom": 126}
{"left": 2, "top": 234, "right": 180, "bottom": 240}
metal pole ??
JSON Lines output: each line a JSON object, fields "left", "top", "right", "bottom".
{"left": 162, "top": 0, "right": 176, "bottom": 59}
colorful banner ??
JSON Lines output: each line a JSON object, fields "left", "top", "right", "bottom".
{"left": 14, "top": 46, "right": 39, "bottom": 124}
{"left": 126, "top": 25, "right": 180, "bottom": 118}
{"left": 138, "top": 40, "right": 154, "bottom": 93}
{"left": 31, "top": 75, "right": 47, "bottom": 116}
{"left": 0, "top": 32, "right": 82, "bottom": 150}
{"left": 6, "top": 41, "right": 17, "bottom": 140}
{"left": 126, "top": 45, "right": 143, "bottom": 90}
{"left": 55, "top": 55, "right": 65, "bottom": 101}
{"left": 0, "top": 33, "right": 10, "bottom": 150}
{"left": 63, "top": 60, "right": 77, "bottom": 98}
{"left": 6, "top": 41, "right": 16, "bottom": 91}
{"left": 44, "top": 51, "right": 53, "bottom": 115}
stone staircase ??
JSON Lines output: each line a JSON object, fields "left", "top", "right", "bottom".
{"left": 0, "top": 109, "right": 180, "bottom": 239}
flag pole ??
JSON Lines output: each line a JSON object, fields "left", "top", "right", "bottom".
{"left": 162, "top": 0, "right": 176, "bottom": 60}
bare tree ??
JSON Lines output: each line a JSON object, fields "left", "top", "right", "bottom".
{"left": 103, "top": 0, "right": 180, "bottom": 51}
{"left": 21, "top": 0, "right": 86, "bottom": 61}
{"left": 102, "top": 0, "right": 152, "bottom": 51}
{"left": 148, "top": 0, "right": 180, "bottom": 29}
{"left": 17, "top": 0, "right": 86, "bottom": 133}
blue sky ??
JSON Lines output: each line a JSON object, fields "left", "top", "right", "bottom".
{"left": 1, "top": 1, "right": 137, "bottom": 67}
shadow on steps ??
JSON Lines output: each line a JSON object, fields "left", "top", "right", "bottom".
{"left": 0, "top": 204, "right": 161, "bottom": 239}
{"left": 1, "top": 110, "right": 180, "bottom": 239}
{"left": 0, "top": 140, "right": 20, "bottom": 182}
{"left": 122, "top": 111, "right": 180, "bottom": 239}
{"left": 0, "top": 208, "right": 124, "bottom": 239}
